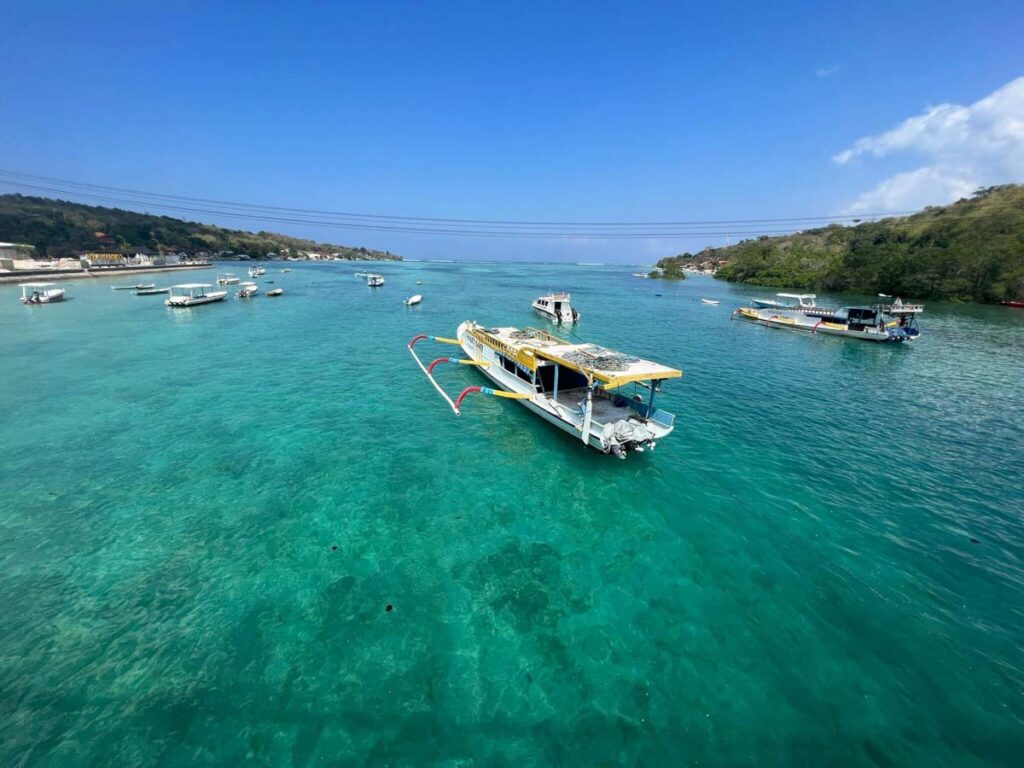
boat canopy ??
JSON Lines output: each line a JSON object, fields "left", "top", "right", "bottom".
{"left": 471, "top": 326, "right": 682, "bottom": 389}
{"left": 777, "top": 293, "right": 815, "bottom": 299}
{"left": 172, "top": 283, "right": 211, "bottom": 289}
{"left": 19, "top": 282, "right": 58, "bottom": 288}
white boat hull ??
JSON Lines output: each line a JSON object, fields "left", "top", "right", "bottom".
{"left": 21, "top": 290, "right": 65, "bottom": 304}
{"left": 166, "top": 292, "right": 227, "bottom": 307}
{"left": 455, "top": 322, "right": 672, "bottom": 453}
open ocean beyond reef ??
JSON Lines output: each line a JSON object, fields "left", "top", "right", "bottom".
{"left": 1, "top": 261, "right": 1022, "bottom": 767}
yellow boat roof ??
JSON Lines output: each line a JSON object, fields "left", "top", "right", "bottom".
{"left": 471, "top": 325, "right": 682, "bottom": 388}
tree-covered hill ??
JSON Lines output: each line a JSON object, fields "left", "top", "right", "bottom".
{"left": 656, "top": 185, "right": 1024, "bottom": 302}
{"left": 0, "top": 194, "right": 401, "bottom": 261}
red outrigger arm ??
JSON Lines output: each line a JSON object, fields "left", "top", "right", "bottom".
{"left": 408, "top": 333, "right": 529, "bottom": 415}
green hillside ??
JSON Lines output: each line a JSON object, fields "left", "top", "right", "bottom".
{"left": 0, "top": 194, "right": 401, "bottom": 261}
{"left": 656, "top": 185, "right": 1024, "bottom": 302}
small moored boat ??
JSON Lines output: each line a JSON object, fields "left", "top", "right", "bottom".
{"left": 112, "top": 283, "right": 156, "bottom": 291}
{"left": 136, "top": 287, "right": 170, "bottom": 296}
{"left": 165, "top": 284, "right": 227, "bottom": 307}
{"left": 404, "top": 294, "right": 422, "bottom": 306}
{"left": 701, "top": 299, "right": 719, "bottom": 305}
{"left": 735, "top": 300, "right": 923, "bottom": 342}
{"left": 20, "top": 283, "right": 65, "bottom": 304}
{"left": 367, "top": 274, "right": 385, "bottom": 287}
{"left": 248, "top": 266, "right": 266, "bottom": 277}
{"left": 237, "top": 281, "right": 259, "bottom": 298}
{"left": 266, "top": 288, "right": 283, "bottom": 296}
{"left": 532, "top": 292, "right": 580, "bottom": 323}
{"left": 409, "top": 324, "right": 681, "bottom": 459}
{"left": 216, "top": 273, "right": 240, "bottom": 286}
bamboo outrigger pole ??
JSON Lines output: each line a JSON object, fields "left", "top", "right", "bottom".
{"left": 408, "top": 333, "right": 532, "bottom": 416}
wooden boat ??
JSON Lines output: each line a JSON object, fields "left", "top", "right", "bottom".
{"left": 410, "top": 324, "right": 681, "bottom": 459}
{"left": 404, "top": 294, "right": 422, "bottom": 306}
{"left": 113, "top": 283, "right": 156, "bottom": 291}
{"left": 266, "top": 288, "right": 283, "bottom": 296}
{"left": 136, "top": 287, "right": 170, "bottom": 295}
{"left": 735, "top": 301, "right": 922, "bottom": 342}
{"left": 532, "top": 292, "right": 580, "bottom": 323}
{"left": 165, "top": 284, "right": 227, "bottom": 307}
{"left": 20, "top": 282, "right": 65, "bottom": 304}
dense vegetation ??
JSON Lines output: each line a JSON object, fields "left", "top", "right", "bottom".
{"left": 649, "top": 261, "right": 686, "bottom": 279}
{"left": 0, "top": 194, "right": 401, "bottom": 261}
{"left": 656, "top": 185, "right": 1024, "bottom": 302}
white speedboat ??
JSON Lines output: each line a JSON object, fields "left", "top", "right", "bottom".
{"left": 248, "top": 266, "right": 266, "bottom": 277}
{"left": 266, "top": 288, "right": 283, "bottom": 296}
{"left": 237, "top": 281, "right": 259, "bottom": 298}
{"left": 410, "top": 324, "right": 681, "bottom": 459}
{"left": 20, "top": 283, "right": 65, "bottom": 304}
{"left": 404, "top": 294, "right": 422, "bottom": 306}
{"left": 750, "top": 293, "right": 820, "bottom": 310}
{"left": 216, "top": 273, "right": 240, "bottom": 286}
{"left": 533, "top": 292, "right": 579, "bottom": 323}
{"left": 165, "top": 284, "right": 228, "bottom": 307}
{"left": 367, "top": 274, "right": 385, "bottom": 287}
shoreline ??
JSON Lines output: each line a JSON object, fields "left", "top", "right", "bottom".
{"left": 0, "top": 263, "right": 212, "bottom": 285}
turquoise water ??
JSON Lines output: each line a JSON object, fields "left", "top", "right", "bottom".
{"left": 1, "top": 262, "right": 1022, "bottom": 766}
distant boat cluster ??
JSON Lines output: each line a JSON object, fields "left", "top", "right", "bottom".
{"left": 733, "top": 293, "right": 923, "bottom": 343}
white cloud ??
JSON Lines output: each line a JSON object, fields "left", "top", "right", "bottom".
{"left": 834, "top": 76, "right": 1024, "bottom": 213}
{"left": 816, "top": 66, "right": 840, "bottom": 79}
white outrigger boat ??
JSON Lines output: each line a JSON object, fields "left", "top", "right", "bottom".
{"left": 165, "top": 283, "right": 228, "bottom": 307}
{"left": 410, "top": 323, "right": 681, "bottom": 458}
{"left": 532, "top": 292, "right": 580, "bottom": 324}
{"left": 237, "top": 281, "right": 259, "bottom": 298}
{"left": 20, "top": 283, "right": 65, "bottom": 304}
{"left": 216, "top": 273, "right": 240, "bottom": 286}
{"left": 735, "top": 300, "right": 922, "bottom": 342}
{"left": 750, "top": 293, "right": 820, "bottom": 310}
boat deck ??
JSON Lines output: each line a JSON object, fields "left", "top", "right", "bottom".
{"left": 553, "top": 388, "right": 639, "bottom": 425}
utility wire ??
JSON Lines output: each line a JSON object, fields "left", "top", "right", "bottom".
{"left": 0, "top": 168, "right": 912, "bottom": 228}
{"left": 0, "top": 169, "right": 1014, "bottom": 240}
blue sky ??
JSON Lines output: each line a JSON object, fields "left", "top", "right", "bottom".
{"left": 2, "top": 1, "right": 1022, "bottom": 262}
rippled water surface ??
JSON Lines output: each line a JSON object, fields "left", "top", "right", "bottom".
{"left": 1, "top": 262, "right": 1022, "bottom": 766}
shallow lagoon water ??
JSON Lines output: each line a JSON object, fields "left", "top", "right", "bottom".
{"left": 1, "top": 262, "right": 1022, "bottom": 766}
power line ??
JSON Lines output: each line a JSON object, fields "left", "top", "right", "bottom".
{"left": 0, "top": 168, "right": 913, "bottom": 229}
{"left": 1, "top": 169, "right": 1014, "bottom": 241}
{"left": 0, "top": 179, "right": 865, "bottom": 239}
